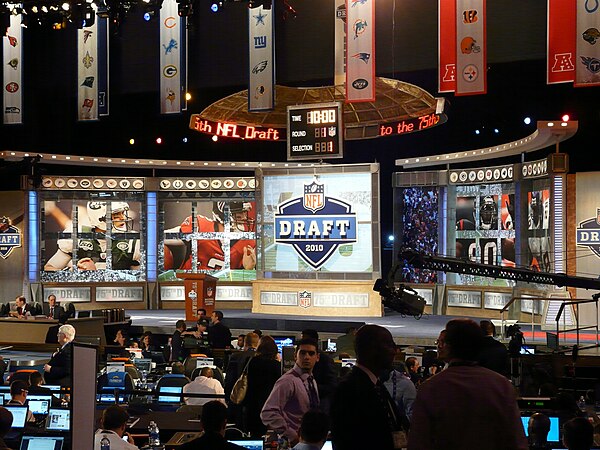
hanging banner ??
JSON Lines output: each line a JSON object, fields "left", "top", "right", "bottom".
{"left": 77, "top": 21, "right": 99, "bottom": 121}
{"left": 248, "top": 5, "right": 275, "bottom": 111}
{"left": 160, "top": 0, "right": 185, "bottom": 114}
{"left": 455, "top": 0, "right": 486, "bottom": 95}
{"left": 547, "top": 0, "right": 576, "bottom": 84}
{"left": 97, "top": 17, "right": 109, "bottom": 116}
{"left": 334, "top": 0, "right": 346, "bottom": 87}
{"left": 575, "top": 0, "right": 600, "bottom": 86}
{"left": 438, "top": 0, "right": 456, "bottom": 92}
{"left": 3, "top": 12, "right": 23, "bottom": 124}
{"left": 345, "top": 0, "right": 375, "bottom": 102}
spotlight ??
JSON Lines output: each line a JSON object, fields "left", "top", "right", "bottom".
{"left": 182, "top": 137, "right": 188, "bottom": 143}
{"left": 62, "top": 3, "right": 70, "bottom": 11}
{"left": 523, "top": 117, "right": 531, "bottom": 125}
{"left": 212, "top": 135, "right": 218, "bottom": 142}
{"left": 562, "top": 114, "right": 570, "bottom": 122}
{"left": 129, "top": 138, "right": 135, "bottom": 145}
{"left": 156, "top": 137, "right": 163, "bottom": 144}
{"left": 210, "top": 2, "right": 222, "bottom": 12}
{"left": 475, "top": 129, "right": 480, "bottom": 135}
{"left": 494, "top": 128, "right": 499, "bottom": 134}
{"left": 388, "top": 235, "right": 394, "bottom": 242}
{"left": 185, "top": 92, "right": 192, "bottom": 101}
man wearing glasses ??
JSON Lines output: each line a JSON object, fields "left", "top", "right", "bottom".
{"left": 43, "top": 324, "right": 76, "bottom": 387}
{"left": 7, "top": 380, "right": 35, "bottom": 423}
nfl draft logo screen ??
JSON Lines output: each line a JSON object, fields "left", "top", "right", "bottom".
{"left": 274, "top": 180, "right": 357, "bottom": 269}
{"left": 0, "top": 216, "right": 21, "bottom": 259}
{"left": 576, "top": 208, "right": 600, "bottom": 257}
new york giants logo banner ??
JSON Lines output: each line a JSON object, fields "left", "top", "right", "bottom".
{"left": 438, "top": 0, "right": 456, "bottom": 92}
{"left": 160, "top": 0, "right": 186, "bottom": 114}
{"left": 274, "top": 181, "right": 357, "bottom": 269}
{"left": 334, "top": 0, "right": 346, "bottom": 87}
{"left": 576, "top": 0, "right": 600, "bottom": 86}
{"left": 345, "top": 0, "right": 375, "bottom": 102}
{"left": 3, "top": 12, "right": 23, "bottom": 124}
{"left": 547, "top": 0, "right": 576, "bottom": 84}
{"left": 78, "top": 21, "right": 99, "bottom": 120}
{"left": 455, "top": 0, "right": 486, "bottom": 95}
{"left": 249, "top": 5, "right": 274, "bottom": 111}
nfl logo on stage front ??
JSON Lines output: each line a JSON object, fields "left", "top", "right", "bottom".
{"left": 299, "top": 290, "right": 312, "bottom": 308}
{"left": 303, "top": 182, "right": 325, "bottom": 213}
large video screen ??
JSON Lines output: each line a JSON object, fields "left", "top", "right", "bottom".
{"left": 261, "top": 172, "right": 374, "bottom": 273}
{"left": 526, "top": 186, "right": 551, "bottom": 272}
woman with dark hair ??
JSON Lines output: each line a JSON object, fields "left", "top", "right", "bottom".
{"left": 242, "top": 335, "right": 282, "bottom": 437}
{"left": 140, "top": 331, "right": 157, "bottom": 355}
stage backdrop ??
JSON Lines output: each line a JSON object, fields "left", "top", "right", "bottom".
{"left": 0, "top": 192, "right": 25, "bottom": 301}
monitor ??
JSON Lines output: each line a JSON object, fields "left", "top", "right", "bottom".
{"left": 44, "top": 385, "right": 61, "bottom": 392}
{"left": 520, "top": 346, "right": 535, "bottom": 355}
{"left": 521, "top": 415, "right": 560, "bottom": 442}
{"left": 46, "top": 408, "right": 70, "bottom": 431}
{"left": 0, "top": 393, "right": 11, "bottom": 404}
{"left": 273, "top": 336, "right": 295, "bottom": 355}
{"left": 97, "top": 393, "right": 125, "bottom": 404}
{"left": 196, "top": 357, "right": 215, "bottom": 369}
{"left": 5, "top": 405, "right": 28, "bottom": 428}
{"left": 158, "top": 386, "right": 183, "bottom": 403}
{"left": 19, "top": 435, "right": 64, "bottom": 450}
{"left": 229, "top": 440, "right": 263, "bottom": 450}
{"left": 546, "top": 332, "right": 559, "bottom": 351}
{"left": 341, "top": 358, "right": 357, "bottom": 368}
{"left": 135, "top": 358, "right": 152, "bottom": 374}
{"left": 0, "top": 385, "right": 9, "bottom": 393}
{"left": 322, "top": 441, "right": 333, "bottom": 450}
{"left": 27, "top": 395, "right": 52, "bottom": 415}
{"left": 326, "top": 339, "right": 337, "bottom": 352}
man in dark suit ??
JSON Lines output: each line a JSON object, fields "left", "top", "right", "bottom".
{"left": 478, "top": 320, "right": 509, "bottom": 376}
{"left": 330, "top": 324, "right": 403, "bottom": 450}
{"left": 43, "top": 324, "right": 75, "bottom": 387}
{"left": 9, "top": 296, "right": 33, "bottom": 318}
{"left": 179, "top": 401, "right": 246, "bottom": 450}
{"left": 208, "top": 311, "right": 232, "bottom": 349}
{"left": 42, "top": 295, "right": 65, "bottom": 322}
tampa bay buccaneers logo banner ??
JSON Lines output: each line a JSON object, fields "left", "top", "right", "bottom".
{"left": 547, "top": 0, "right": 575, "bottom": 84}
{"left": 345, "top": 0, "right": 375, "bottom": 102}
{"left": 248, "top": 4, "right": 275, "bottom": 111}
{"left": 3, "top": 11, "right": 23, "bottom": 124}
{"left": 455, "top": 0, "right": 486, "bottom": 95}
{"left": 160, "top": 0, "right": 187, "bottom": 114}
{"left": 576, "top": 0, "right": 600, "bottom": 86}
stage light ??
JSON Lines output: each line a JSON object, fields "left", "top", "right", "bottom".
{"left": 210, "top": 2, "right": 222, "bottom": 12}
{"left": 475, "top": 129, "right": 480, "bottom": 135}
{"left": 524, "top": 117, "right": 531, "bottom": 125}
{"left": 61, "top": 3, "right": 70, "bottom": 11}
{"left": 388, "top": 235, "right": 394, "bottom": 242}
{"left": 212, "top": 135, "right": 218, "bottom": 142}
{"left": 185, "top": 92, "right": 192, "bottom": 101}
{"left": 562, "top": 114, "right": 570, "bottom": 122}
{"left": 494, "top": 128, "right": 499, "bottom": 134}
{"left": 129, "top": 138, "right": 135, "bottom": 145}
{"left": 182, "top": 137, "right": 188, "bottom": 143}
{"left": 156, "top": 137, "right": 162, "bottom": 144}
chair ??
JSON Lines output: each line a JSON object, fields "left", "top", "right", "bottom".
{"left": 125, "top": 365, "right": 141, "bottom": 380}
{"left": 64, "top": 303, "right": 76, "bottom": 319}
{"left": 97, "top": 372, "right": 136, "bottom": 394}
{"left": 183, "top": 355, "right": 207, "bottom": 379}
{"left": 176, "top": 404, "right": 204, "bottom": 417}
{"left": 6, "top": 369, "right": 37, "bottom": 384}
{"left": 155, "top": 374, "right": 190, "bottom": 392}
{"left": 33, "top": 303, "right": 43, "bottom": 316}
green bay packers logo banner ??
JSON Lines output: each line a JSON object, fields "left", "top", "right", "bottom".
{"left": 345, "top": 0, "right": 375, "bottom": 102}
{"left": 3, "top": 10, "right": 23, "bottom": 124}
{"left": 438, "top": 0, "right": 456, "bottom": 92}
{"left": 78, "top": 18, "right": 106, "bottom": 120}
{"left": 334, "top": 0, "right": 346, "bottom": 87}
{"left": 160, "top": 0, "right": 187, "bottom": 114}
{"left": 576, "top": 0, "right": 600, "bottom": 86}
{"left": 547, "top": 0, "right": 575, "bottom": 84}
{"left": 248, "top": 5, "right": 274, "bottom": 111}
{"left": 455, "top": 0, "right": 486, "bottom": 95}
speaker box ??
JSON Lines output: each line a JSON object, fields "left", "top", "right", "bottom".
{"left": 550, "top": 153, "right": 569, "bottom": 173}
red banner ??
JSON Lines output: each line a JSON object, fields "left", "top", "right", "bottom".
{"left": 547, "top": 0, "right": 576, "bottom": 84}
{"left": 438, "top": 0, "right": 456, "bottom": 93}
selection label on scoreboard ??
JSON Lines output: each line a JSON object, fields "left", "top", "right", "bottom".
{"left": 287, "top": 102, "right": 343, "bottom": 160}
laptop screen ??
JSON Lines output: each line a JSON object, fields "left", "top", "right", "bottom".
{"left": 521, "top": 416, "right": 560, "bottom": 441}
{"left": 5, "top": 405, "right": 28, "bottom": 428}
{"left": 19, "top": 435, "right": 64, "bottom": 450}
{"left": 135, "top": 358, "right": 152, "bottom": 373}
{"left": 158, "top": 386, "right": 182, "bottom": 403}
{"left": 27, "top": 396, "right": 52, "bottom": 415}
{"left": 229, "top": 440, "right": 263, "bottom": 450}
{"left": 97, "top": 393, "right": 126, "bottom": 404}
{"left": 46, "top": 408, "right": 70, "bottom": 431}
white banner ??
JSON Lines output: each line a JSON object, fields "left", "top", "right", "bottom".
{"left": 160, "top": 0, "right": 184, "bottom": 114}
{"left": 77, "top": 21, "right": 99, "bottom": 121}
{"left": 575, "top": 0, "right": 600, "bottom": 86}
{"left": 455, "top": 0, "right": 487, "bottom": 95}
{"left": 345, "top": 0, "right": 375, "bottom": 102}
{"left": 334, "top": 0, "right": 346, "bottom": 87}
{"left": 248, "top": 5, "right": 275, "bottom": 111}
{"left": 3, "top": 12, "right": 23, "bottom": 124}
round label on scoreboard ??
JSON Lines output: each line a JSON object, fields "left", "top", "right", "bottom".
{"left": 173, "top": 179, "right": 184, "bottom": 189}
{"left": 185, "top": 180, "right": 197, "bottom": 189}
{"left": 477, "top": 170, "right": 485, "bottom": 181}
{"left": 223, "top": 179, "right": 234, "bottom": 189}
{"left": 198, "top": 180, "right": 210, "bottom": 189}
{"left": 160, "top": 180, "right": 171, "bottom": 189}
{"left": 132, "top": 179, "right": 144, "bottom": 189}
{"left": 459, "top": 171, "right": 468, "bottom": 182}
{"left": 93, "top": 179, "right": 105, "bottom": 189}
{"left": 54, "top": 178, "right": 66, "bottom": 188}
{"left": 42, "top": 178, "right": 53, "bottom": 188}
{"left": 450, "top": 172, "right": 459, "bottom": 183}
{"left": 119, "top": 179, "right": 131, "bottom": 189}
{"left": 501, "top": 168, "right": 508, "bottom": 179}
{"left": 79, "top": 179, "right": 91, "bottom": 189}
{"left": 106, "top": 179, "right": 118, "bottom": 189}
{"left": 67, "top": 179, "right": 78, "bottom": 188}
{"left": 248, "top": 179, "right": 256, "bottom": 189}
{"left": 211, "top": 179, "right": 222, "bottom": 189}
{"left": 237, "top": 179, "right": 248, "bottom": 189}
{"left": 468, "top": 171, "right": 476, "bottom": 182}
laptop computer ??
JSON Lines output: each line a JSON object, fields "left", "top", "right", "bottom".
{"left": 97, "top": 392, "right": 126, "bottom": 404}
{"left": 26, "top": 395, "right": 52, "bottom": 416}
{"left": 135, "top": 358, "right": 152, "bottom": 374}
{"left": 46, "top": 408, "right": 70, "bottom": 431}
{"left": 19, "top": 435, "right": 64, "bottom": 450}
{"left": 229, "top": 440, "right": 263, "bottom": 450}
{"left": 4, "top": 405, "right": 28, "bottom": 428}
{"left": 158, "top": 386, "right": 183, "bottom": 404}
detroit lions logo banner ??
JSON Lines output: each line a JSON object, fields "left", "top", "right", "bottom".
{"left": 160, "top": 0, "right": 186, "bottom": 114}
{"left": 455, "top": 0, "right": 486, "bottom": 95}
{"left": 334, "top": 0, "right": 346, "bottom": 87}
{"left": 576, "top": 0, "right": 600, "bottom": 86}
{"left": 77, "top": 21, "right": 99, "bottom": 120}
{"left": 547, "top": 0, "right": 575, "bottom": 84}
{"left": 249, "top": 5, "right": 274, "bottom": 111}
{"left": 345, "top": 0, "right": 375, "bottom": 102}
{"left": 3, "top": 12, "right": 23, "bottom": 124}
{"left": 438, "top": 0, "right": 456, "bottom": 93}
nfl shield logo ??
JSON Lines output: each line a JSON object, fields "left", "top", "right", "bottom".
{"left": 299, "top": 290, "right": 312, "bottom": 308}
{"left": 303, "top": 181, "right": 325, "bottom": 213}
{"left": 207, "top": 287, "right": 214, "bottom": 298}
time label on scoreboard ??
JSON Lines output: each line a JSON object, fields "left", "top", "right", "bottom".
{"left": 287, "top": 102, "right": 344, "bottom": 160}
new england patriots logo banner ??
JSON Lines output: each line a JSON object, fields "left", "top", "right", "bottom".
{"left": 160, "top": 0, "right": 186, "bottom": 114}
{"left": 438, "top": 0, "right": 456, "bottom": 92}
{"left": 576, "top": 0, "right": 600, "bottom": 86}
{"left": 248, "top": 5, "right": 275, "bottom": 111}
{"left": 547, "top": 0, "right": 575, "bottom": 84}
{"left": 334, "top": 0, "right": 346, "bottom": 87}
{"left": 345, "top": 0, "right": 375, "bottom": 102}
{"left": 455, "top": 0, "right": 487, "bottom": 95}
{"left": 3, "top": 11, "right": 23, "bottom": 124}
{"left": 78, "top": 20, "right": 101, "bottom": 120}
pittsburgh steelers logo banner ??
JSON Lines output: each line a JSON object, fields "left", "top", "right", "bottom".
{"left": 547, "top": 0, "right": 575, "bottom": 84}
{"left": 97, "top": 18, "right": 109, "bottom": 116}
{"left": 455, "top": 0, "right": 486, "bottom": 95}
{"left": 345, "top": 0, "right": 375, "bottom": 102}
{"left": 576, "top": 0, "right": 600, "bottom": 86}
{"left": 77, "top": 21, "right": 99, "bottom": 121}
{"left": 160, "top": 0, "right": 186, "bottom": 114}
{"left": 248, "top": 5, "right": 275, "bottom": 111}
{"left": 334, "top": 0, "right": 346, "bottom": 87}
{"left": 3, "top": 12, "right": 23, "bottom": 125}
{"left": 438, "top": 0, "right": 456, "bottom": 93}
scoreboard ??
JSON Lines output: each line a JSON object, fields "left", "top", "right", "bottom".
{"left": 287, "top": 102, "right": 343, "bottom": 160}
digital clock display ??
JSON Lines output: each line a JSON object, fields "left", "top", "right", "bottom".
{"left": 287, "top": 102, "right": 343, "bottom": 160}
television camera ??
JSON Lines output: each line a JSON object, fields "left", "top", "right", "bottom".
{"left": 506, "top": 323, "right": 525, "bottom": 357}
{"left": 373, "top": 278, "right": 426, "bottom": 318}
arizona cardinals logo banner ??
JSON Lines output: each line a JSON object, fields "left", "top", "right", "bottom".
{"left": 547, "top": 0, "right": 575, "bottom": 84}
{"left": 345, "top": 0, "right": 375, "bottom": 102}
{"left": 160, "top": 0, "right": 186, "bottom": 114}
{"left": 3, "top": 12, "right": 23, "bottom": 124}
{"left": 438, "top": 0, "right": 456, "bottom": 92}
{"left": 575, "top": 0, "right": 600, "bottom": 86}
{"left": 334, "top": 0, "right": 346, "bottom": 87}
{"left": 78, "top": 21, "right": 100, "bottom": 120}
{"left": 248, "top": 5, "right": 275, "bottom": 111}
{"left": 455, "top": 0, "right": 486, "bottom": 95}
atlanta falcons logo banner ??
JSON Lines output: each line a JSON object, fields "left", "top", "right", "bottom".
{"left": 248, "top": 5, "right": 275, "bottom": 111}
{"left": 438, "top": 0, "right": 456, "bottom": 93}
{"left": 576, "top": 0, "right": 600, "bottom": 86}
{"left": 345, "top": 0, "right": 375, "bottom": 102}
{"left": 160, "top": 0, "right": 186, "bottom": 114}
{"left": 3, "top": 12, "right": 23, "bottom": 124}
{"left": 78, "top": 20, "right": 100, "bottom": 121}
{"left": 334, "top": 0, "right": 346, "bottom": 87}
{"left": 455, "top": 0, "right": 487, "bottom": 95}
{"left": 547, "top": 0, "right": 575, "bottom": 84}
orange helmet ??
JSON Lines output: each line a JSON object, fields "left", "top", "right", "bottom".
{"left": 461, "top": 37, "right": 481, "bottom": 54}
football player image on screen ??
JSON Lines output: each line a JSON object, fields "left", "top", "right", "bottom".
{"left": 500, "top": 194, "right": 515, "bottom": 230}
{"left": 479, "top": 195, "right": 498, "bottom": 230}
{"left": 456, "top": 197, "right": 476, "bottom": 230}
{"left": 44, "top": 201, "right": 141, "bottom": 271}
{"left": 528, "top": 191, "right": 543, "bottom": 230}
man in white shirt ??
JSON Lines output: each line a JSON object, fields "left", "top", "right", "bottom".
{"left": 94, "top": 405, "right": 139, "bottom": 450}
{"left": 183, "top": 367, "right": 226, "bottom": 406}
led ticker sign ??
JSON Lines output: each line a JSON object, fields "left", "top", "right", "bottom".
{"left": 189, "top": 115, "right": 284, "bottom": 141}
{"left": 378, "top": 113, "right": 444, "bottom": 137}
{"left": 287, "top": 102, "right": 344, "bottom": 160}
